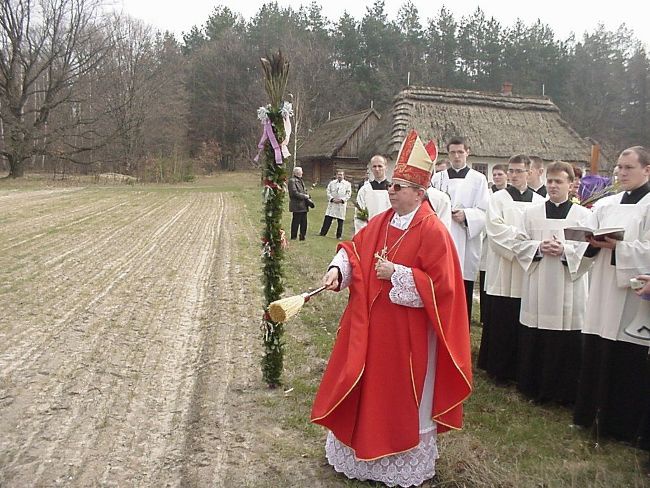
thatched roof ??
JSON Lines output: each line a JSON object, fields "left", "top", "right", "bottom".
{"left": 360, "top": 86, "right": 593, "bottom": 163}
{"left": 299, "top": 109, "right": 380, "bottom": 160}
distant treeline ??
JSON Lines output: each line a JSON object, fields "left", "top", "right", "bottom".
{"left": 1, "top": 0, "right": 648, "bottom": 178}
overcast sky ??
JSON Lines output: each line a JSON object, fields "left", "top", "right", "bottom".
{"left": 112, "top": 0, "right": 650, "bottom": 48}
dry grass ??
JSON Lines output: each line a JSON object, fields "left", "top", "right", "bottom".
{"left": 236, "top": 173, "right": 650, "bottom": 487}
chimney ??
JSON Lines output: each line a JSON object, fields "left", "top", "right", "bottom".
{"left": 501, "top": 81, "right": 513, "bottom": 96}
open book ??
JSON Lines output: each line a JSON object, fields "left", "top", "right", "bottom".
{"left": 563, "top": 226, "right": 625, "bottom": 242}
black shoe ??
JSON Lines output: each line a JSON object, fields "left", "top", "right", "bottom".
{"left": 299, "top": 236, "right": 305, "bottom": 241}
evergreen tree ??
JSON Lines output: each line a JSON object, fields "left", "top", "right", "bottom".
{"left": 333, "top": 12, "right": 361, "bottom": 72}
{"left": 358, "top": 0, "right": 402, "bottom": 110}
{"left": 623, "top": 46, "right": 649, "bottom": 145}
{"left": 181, "top": 26, "right": 206, "bottom": 55}
{"left": 425, "top": 7, "right": 459, "bottom": 87}
{"left": 563, "top": 25, "right": 632, "bottom": 146}
{"left": 396, "top": 0, "right": 426, "bottom": 84}
{"left": 204, "top": 6, "right": 245, "bottom": 42}
{"left": 502, "top": 20, "right": 570, "bottom": 99}
{"left": 457, "top": 7, "right": 504, "bottom": 90}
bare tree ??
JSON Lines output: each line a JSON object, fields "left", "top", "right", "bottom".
{"left": 0, "top": 0, "right": 112, "bottom": 177}
{"left": 97, "top": 15, "right": 156, "bottom": 174}
{"left": 92, "top": 16, "right": 189, "bottom": 177}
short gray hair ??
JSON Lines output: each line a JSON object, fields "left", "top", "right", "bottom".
{"left": 293, "top": 166, "right": 303, "bottom": 176}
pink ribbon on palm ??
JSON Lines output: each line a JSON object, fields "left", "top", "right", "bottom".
{"left": 254, "top": 119, "right": 283, "bottom": 165}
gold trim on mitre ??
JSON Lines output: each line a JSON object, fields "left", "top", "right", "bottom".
{"left": 406, "top": 138, "right": 432, "bottom": 172}
{"left": 393, "top": 130, "right": 435, "bottom": 188}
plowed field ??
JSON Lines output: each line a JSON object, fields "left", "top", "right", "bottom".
{"left": 0, "top": 183, "right": 305, "bottom": 487}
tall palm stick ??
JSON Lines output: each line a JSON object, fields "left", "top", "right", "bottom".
{"left": 258, "top": 51, "right": 290, "bottom": 388}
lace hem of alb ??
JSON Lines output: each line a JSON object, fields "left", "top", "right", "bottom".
{"left": 325, "top": 430, "right": 438, "bottom": 487}
{"left": 389, "top": 264, "right": 424, "bottom": 308}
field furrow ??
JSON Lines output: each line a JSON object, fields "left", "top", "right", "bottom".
{"left": 0, "top": 186, "right": 256, "bottom": 487}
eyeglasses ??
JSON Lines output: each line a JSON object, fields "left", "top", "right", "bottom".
{"left": 389, "top": 182, "right": 418, "bottom": 191}
{"left": 507, "top": 168, "right": 529, "bottom": 174}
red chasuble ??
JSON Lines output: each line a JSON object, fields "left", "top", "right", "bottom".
{"left": 311, "top": 203, "right": 472, "bottom": 461}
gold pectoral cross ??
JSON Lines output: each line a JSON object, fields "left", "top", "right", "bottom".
{"left": 374, "top": 247, "right": 388, "bottom": 264}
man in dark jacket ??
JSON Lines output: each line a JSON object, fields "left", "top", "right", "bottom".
{"left": 288, "top": 166, "right": 312, "bottom": 240}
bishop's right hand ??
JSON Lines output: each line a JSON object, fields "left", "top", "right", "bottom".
{"left": 323, "top": 267, "right": 340, "bottom": 291}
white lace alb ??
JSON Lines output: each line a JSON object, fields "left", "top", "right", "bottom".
{"left": 325, "top": 429, "right": 438, "bottom": 487}
{"left": 389, "top": 264, "right": 424, "bottom": 307}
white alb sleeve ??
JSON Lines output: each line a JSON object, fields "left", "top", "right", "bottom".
{"left": 389, "top": 264, "right": 424, "bottom": 308}
{"left": 329, "top": 248, "right": 352, "bottom": 290}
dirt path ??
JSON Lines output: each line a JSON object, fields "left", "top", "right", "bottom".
{"left": 0, "top": 186, "right": 280, "bottom": 487}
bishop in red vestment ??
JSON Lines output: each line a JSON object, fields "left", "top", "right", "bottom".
{"left": 311, "top": 131, "right": 472, "bottom": 486}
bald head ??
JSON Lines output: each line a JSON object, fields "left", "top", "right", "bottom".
{"left": 369, "top": 155, "right": 387, "bottom": 181}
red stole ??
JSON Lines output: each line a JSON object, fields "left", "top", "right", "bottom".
{"left": 311, "top": 204, "right": 472, "bottom": 460}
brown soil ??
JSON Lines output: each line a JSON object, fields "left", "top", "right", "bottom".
{"left": 0, "top": 186, "right": 323, "bottom": 487}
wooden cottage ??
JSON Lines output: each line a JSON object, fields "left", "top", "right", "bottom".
{"left": 361, "top": 86, "right": 599, "bottom": 179}
{"left": 298, "top": 108, "right": 380, "bottom": 186}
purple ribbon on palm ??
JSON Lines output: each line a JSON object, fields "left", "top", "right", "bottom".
{"left": 578, "top": 175, "right": 615, "bottom": 207}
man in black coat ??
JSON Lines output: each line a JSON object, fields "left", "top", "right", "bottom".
{"left": 288, "top": 166, "right": 312, "bottom": 240}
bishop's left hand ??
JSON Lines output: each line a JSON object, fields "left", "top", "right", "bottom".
{"left": 375, "top": 259, "right": 395, "bottom": 281}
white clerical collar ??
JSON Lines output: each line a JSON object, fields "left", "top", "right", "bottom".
{"left": 450, "top": 164, "right": 468, "bottom": 172}
{"left": 530, "top": 183, "right": 544, "bottom": 191}
{"left": 391, "top": 205, "right": 420, "bottom": 230}
{"left": 549, "top": 198, "right": 568, "bottom": 206}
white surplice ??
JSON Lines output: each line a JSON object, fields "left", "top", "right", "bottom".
{"left": 425, "top": 187, "right": 452, "bottom": 230}
{"left": 485, "top": 189, "right": 545, "bottom": 298}
{"left": 479, "top": 186, "right": 500, "bottom": 273}
{"left": 579, "top": 192, "right": 650, "bottom": 346}
{"left": 354, "top": 182, "right": 390, "bottom": 234}
{"left": 431, "top": 168, "right": 489, "bottom": 281}
{"left": 354, "top": 186, "right": 451, "bottom": 234}
{"left": 514, "top": 202, "right": 592, "bottom": 330}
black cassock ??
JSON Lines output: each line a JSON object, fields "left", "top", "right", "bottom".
{"left": 573, "top": 183, "right": 650, "bottom": 451}
{"left": 516, "top": 200, "right": 583, "bottom": 405}
{"left": 478, "top": 186, "right": 536, "bottom": 382}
